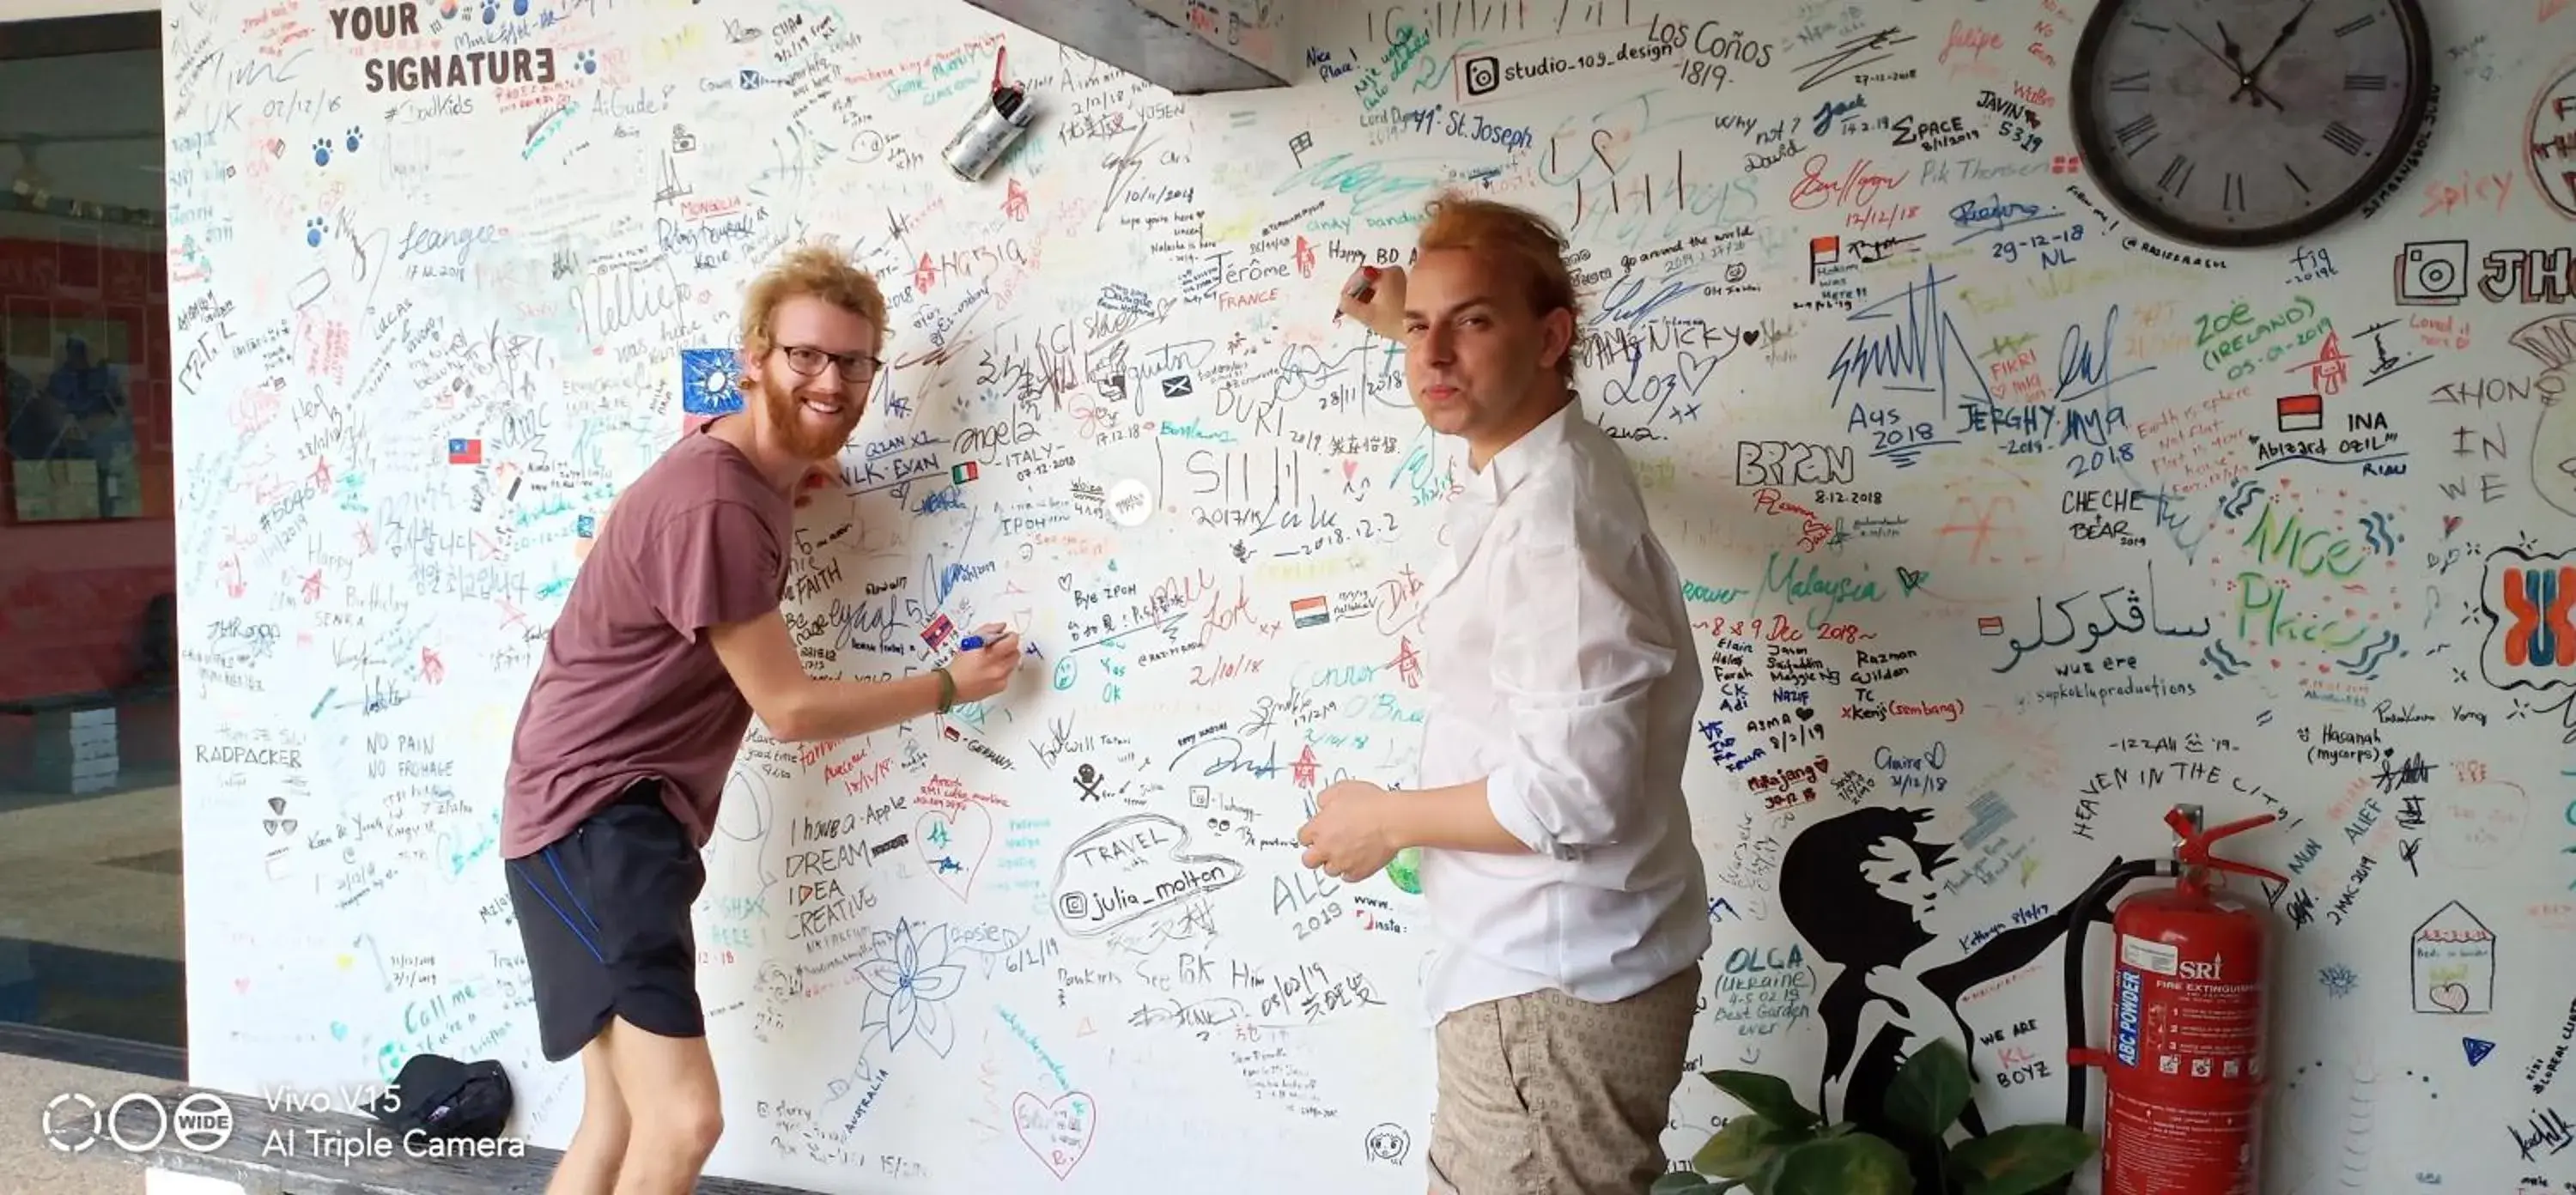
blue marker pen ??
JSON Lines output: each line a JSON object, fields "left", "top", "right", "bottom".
{"left": 957, "top": 634, "right": 985, "bottom": 652}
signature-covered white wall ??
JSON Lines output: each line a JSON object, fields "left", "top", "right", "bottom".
{"left": 163, "top": 0, "right": 2576, "bottom": 1190}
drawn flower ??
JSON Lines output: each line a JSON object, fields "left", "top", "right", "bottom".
{"left": 857, "top": 919, "right": 964, "bottom": 1057}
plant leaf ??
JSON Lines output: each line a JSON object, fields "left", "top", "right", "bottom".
{"left": 1649, "top": 1173, "right": 1721, "bottom": 1194}
{"left": 1949, "top": 1124, "right": 2100, "bottom": 1195}
{"left": 1765, "top": 1134, "right": 1912, "bottom": 1195}
{"left": 1746, "top": 1147, "right": 1792, "bottom": 1195}
{"left": 1702, "top": 1070, "right": 1820, "bottom": 1131}
{"left": 1694, "top": 1114, "right": 1793, "bottom": 1179}
{"left": 1883, "top": 1038, "right": 1973, "bottom": 1144}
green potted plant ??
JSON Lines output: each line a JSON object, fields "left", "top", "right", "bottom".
{"left": 1653, "top": 1037, "right": 2096, "bottom": 1195}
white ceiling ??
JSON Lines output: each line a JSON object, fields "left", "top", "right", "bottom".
{"left": 3, "top": 0, "right": 156, "bottom": 19}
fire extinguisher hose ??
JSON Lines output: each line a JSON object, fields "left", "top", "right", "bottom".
{"left": 2061, "top": 858, "right": 2178, "bottom": 1131}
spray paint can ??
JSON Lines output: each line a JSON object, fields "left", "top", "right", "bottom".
{"left": 942, "top": 82, "right": 1034, "bottom": 181}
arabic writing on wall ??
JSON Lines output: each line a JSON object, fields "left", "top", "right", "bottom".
{"left": 165, "top": 0, "right": 2576, "bottom": 1190}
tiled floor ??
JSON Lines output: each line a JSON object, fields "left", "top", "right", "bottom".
{"left": 0, "top": 1050, "right": 153, "bottom": 1194}
{"left": 0, "top": 769, "right": 185, "bottom": 1188}
{"left": 94, "top": 848, "right": 184, "bottom": 877}
{"left": 0, "top": 781, "right": 183, "bottom": 1046}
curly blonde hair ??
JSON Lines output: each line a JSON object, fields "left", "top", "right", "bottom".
{"left": 1417, "top": 191, "right": 1583, "bottom": 382}
{"left": 737, "top": 244, "right": 888, "bottom": 387}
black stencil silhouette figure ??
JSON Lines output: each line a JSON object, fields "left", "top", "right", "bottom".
{"left": 1777, "top": 806, "right": 2097, "bottom": 1188}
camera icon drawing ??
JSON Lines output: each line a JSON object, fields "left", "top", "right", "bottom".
{"left": 2395, "top": 240, "right": 2468, "bottom": 306}
{"left": 1462, "top": 55, "right": 1500, "bottom": 97}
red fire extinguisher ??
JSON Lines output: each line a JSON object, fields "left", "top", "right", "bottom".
{"left": 2063, "top": 804, "right": 2288, "bottom": 1195}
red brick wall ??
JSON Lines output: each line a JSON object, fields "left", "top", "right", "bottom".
{"left": 0, "top": 519, "right": 175, "bottom": 787}
{"left": 0, "top": 519, "right": 171, "bottom": 703}
{"left": 1, "top": 234, "right": 176, "bottom": 707}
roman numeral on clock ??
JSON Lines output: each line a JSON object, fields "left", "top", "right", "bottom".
{"left": 2334, "top": 13, "right": 2377, "bottom": 36}
{"left": 2323, "top": 121, "right": 2369, "bottom": 155}
{"left": 2345, "top": 72, "right": 2388, "bottom": 90}
{"left": 2115, "top": 112, "right": 2160, "bottom": 155}
{"left": 2157, "top": 154, "right": 2195, "bottom": 196}
{"left": 2108, "top": 71, "right": 2151, "bottom": 92}
{"left": 2221, "top": 172, "right": 2246, "bottom": 212}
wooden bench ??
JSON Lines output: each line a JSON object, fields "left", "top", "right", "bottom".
{"left": 108, "top": 1084, "right": 812, "bottom": 1195}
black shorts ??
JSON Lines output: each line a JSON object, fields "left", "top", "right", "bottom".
{"left": 505, "top": 780, "right": 707, "bottom": 1063}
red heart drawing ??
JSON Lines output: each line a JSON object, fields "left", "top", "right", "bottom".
{"left": 2429, "top": 982, "right": 2472, "bottom": 1013}
{"left": 1012, "top": 1089, "right": 1096, "bottom": 1180}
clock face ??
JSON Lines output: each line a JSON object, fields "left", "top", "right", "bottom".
{"left": 2070, "top": 0, "right": 2433, "bottom": 248}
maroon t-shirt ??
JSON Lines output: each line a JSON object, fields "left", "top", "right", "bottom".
{"left": 501, "top": 423, "right": 790, "bottom": 858}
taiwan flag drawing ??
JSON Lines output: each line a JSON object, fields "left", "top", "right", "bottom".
{"left": 678, "top": 348, "right": 744, "bottom": 416}
{"left": 447, "top": 438, "right": 483, "bottom": 464}
{"left": 920, "top": 613, "right": 957, "bottom": 647}
{"left": 952, "top": 462, "right": 980, "bottom": 484}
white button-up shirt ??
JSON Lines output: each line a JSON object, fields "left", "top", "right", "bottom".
{"left": 1413, "top": 398, "right": 1711, "bottom": 1025}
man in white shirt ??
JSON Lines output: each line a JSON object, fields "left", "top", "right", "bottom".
{"left": 1298, "top": 191, "right": 1710, "bottom": 1195}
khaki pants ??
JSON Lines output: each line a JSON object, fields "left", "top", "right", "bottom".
{"left": 1425, "top": 964, "right": 1700, "bottom": 1195}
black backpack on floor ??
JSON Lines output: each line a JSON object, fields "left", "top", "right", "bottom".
{"left": 369, "top": 1053, "right": 514, "bottom": 1139}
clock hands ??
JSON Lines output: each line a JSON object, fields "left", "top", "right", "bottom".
{"left": 2175, "top": 26, "right": 2239, "bottom": 78}
{"left": 2180, "top": 23, "right": 2286, "bottom": 110}
{"left": 2217, "top": 21, "right": 2293, "bottom": 110}
{"left": 2212, "top": 21, "right": 2284, "bottom": 107}
{"left": 2233, "top": 0, "right": 2319, "bottom": 104}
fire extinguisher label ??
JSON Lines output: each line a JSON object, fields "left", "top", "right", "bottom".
{"left": 2101, "top": 913, "right": 2268, "bottom": 1192}
{"left": 2105, "top": 1095, "right": 2259, "bottom": 1195}
{"left": 2120, "top": 933, "right": 2181, "bottom": 975}
{"left": 2115, "top": 968, "right": 2142, "bottom": 1066}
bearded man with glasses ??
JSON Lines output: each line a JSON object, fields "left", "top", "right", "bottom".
{"left": 498, "top": 245, "right": 1024, "bottom": 1194}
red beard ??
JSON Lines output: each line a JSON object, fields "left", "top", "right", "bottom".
{"left": 758, "top": 373, "right": 859, "bottom": 461}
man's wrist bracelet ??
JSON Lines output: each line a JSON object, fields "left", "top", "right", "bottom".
{"left": 933, "top": 666, "right": 957, "bottom": 713}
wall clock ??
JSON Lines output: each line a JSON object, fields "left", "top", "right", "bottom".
{"left": 2068, "top": 0, "right": 2434, "bottom": 249}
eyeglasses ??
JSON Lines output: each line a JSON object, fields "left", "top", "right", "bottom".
{"left": 778, "top": 344, "right": 883, "bottom": 385}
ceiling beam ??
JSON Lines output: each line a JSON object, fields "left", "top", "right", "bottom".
{"left": 0, "top": 11, "right": 159, "bottom": 61}
{"left": 2, "top": 1, "right": 158, "bottom": 22}
{"left": 956, "top": 0, "right": 1289, "bottom": 94}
